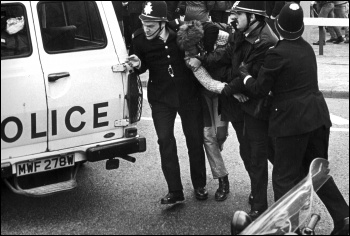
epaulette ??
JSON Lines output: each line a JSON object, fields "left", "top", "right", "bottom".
{"left": 272, "top": 40, "right": 281, "bottom": 48}
{"left": 254, "top": 37, "right": 261, "bottom": 44}
{"left": 132, "top": 28, "right": 144, "bottom": 39}
{"left": 167, "top": 18, "right": 184, "bottom": 32}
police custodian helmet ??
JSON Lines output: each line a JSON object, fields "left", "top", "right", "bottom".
{"left": 230, "top": 1, "right": 268, "bottom": 18}
{"left": 275, "top": 3, "right": 304, "bottom": 40}
{"left": 139, "top": 1, "right": 168, "bottom": 22}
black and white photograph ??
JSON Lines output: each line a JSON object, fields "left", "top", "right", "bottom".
{"left": 1, "top": 1, "right": 349, "bottom": 235}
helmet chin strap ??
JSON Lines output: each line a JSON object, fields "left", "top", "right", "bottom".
{"left": 147, "top": 22, "right": 164, "bottom": 38}
{"left": 243, "top": 13, "right": 258, "bottom": 33}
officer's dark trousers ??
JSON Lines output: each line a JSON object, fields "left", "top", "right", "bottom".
{"left": 231, "top": 121, "right": 253, "bottom": 189}
{"left": 244, "top": 113, "right": 271, "bottom": 212}
{"left": 273, "top": 126, "right": 349, "bottom": 223}
{"left": 151, "top": 98, "right": 207, "bottom": 192}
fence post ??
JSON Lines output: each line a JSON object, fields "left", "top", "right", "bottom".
{"left": 319, "top": 26, "right": 325, "bottom": 55}
{"left": 301, "top": 1, "right": 313, "bottom": 44}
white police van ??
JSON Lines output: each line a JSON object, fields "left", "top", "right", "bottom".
{"left": 1, "top": 1, "right": 145, "bottom": 196}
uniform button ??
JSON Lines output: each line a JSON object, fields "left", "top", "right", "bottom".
{"left": 275, "top": 108, "right": 278, "bottom": 111}
{"left": 165, "top": 46, "right": 168, "bottom": 49}
{"left": 167, "top": 55, "right": 170, "bottom": 58}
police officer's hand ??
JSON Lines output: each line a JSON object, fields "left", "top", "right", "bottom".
{"left": 233, "top": 93, "right": 249, "bottom": 103}
{"left": 126, "top": 55, "right": 141, "bottom": 69}
{"left": 188, "top": 57, "right": 202, "bottom": 70}
{"left": 239, "top": 62, "right": 250, "bottom": 79}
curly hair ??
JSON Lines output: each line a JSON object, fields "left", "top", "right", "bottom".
{"left": 176, "top": 20, "right": 204, "bottom": 53}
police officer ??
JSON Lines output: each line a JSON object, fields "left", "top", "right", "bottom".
{"left": 127, "top": 1, "right": 208, "bottom": 204}
{"left": 188, "top": 1, "right": 278, "bottom": 219}
{"left": 239, "top": 3, "right": 349, "bottom": 234}
{"left": 225, "top": 1, "right": 278, "bottom": 220}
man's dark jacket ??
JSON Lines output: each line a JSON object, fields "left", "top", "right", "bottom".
{"left": 244, "top": 38, "right": 332, "bottom": 137}
{"left": 221, "top": 22, "right": 278, "bottom": 121}
{"left": 132, "top": 28, "right": 200, "bottom": 107}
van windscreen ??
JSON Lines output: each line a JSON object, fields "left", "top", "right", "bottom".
{"left": 37, "top": 1, "right": 107, "bottom": 53}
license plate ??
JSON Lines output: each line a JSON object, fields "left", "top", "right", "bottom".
{"left": 16, "top": 154, "right": 75, "bottom": 177}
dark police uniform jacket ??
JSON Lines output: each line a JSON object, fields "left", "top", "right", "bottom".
{"left": 221, "top": 22, "right": 278, "bottom": 121}
{"left": 244, "top": 38, "right": 332, "bottom": 137}
{"left": 132, "top": 27, "right": 200, "bottom": 108}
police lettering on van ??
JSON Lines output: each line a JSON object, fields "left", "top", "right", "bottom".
{"left": 1, "top": 102, "right": 110, "bottom": 144}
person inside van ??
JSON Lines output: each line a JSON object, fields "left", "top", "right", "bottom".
{"left": 1, "top": 15, "right": 29, "bottom": 57}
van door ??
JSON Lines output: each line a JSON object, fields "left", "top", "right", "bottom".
{"left": 1, "top": 2, "right": 48, "bottom": 159}
{"left": 31, "top": 1, "right": 126, "bottom": 151}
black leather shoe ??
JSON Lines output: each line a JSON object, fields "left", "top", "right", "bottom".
{"left": 248, "top": 193, "right": 254, "bottom": 205}
{"left": 331, "top": 217, "right": 349, "bottom": 235}
{"left": 333, "top": 36, "right": 344, "bottom": 44}
{"left": 161, "top": 191, "right": 184, "bottom": 204}
{"left": 326, "top": 38, "right": 337, "bottom": 43}
{"left": 215, "top": 176, "right": 230, "bottom": 201}
{"left": 313, "top": 40, "right": 326, "bottom": 45}
{"left": 248, "top": 210, "right": 264, "bottom": 221}
{"left": 194, "top": 187, "right": 208, "bottom": 200}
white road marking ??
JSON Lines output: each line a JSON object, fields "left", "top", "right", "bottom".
{"left": 330, "top": 128, "right": 349, "bottom": 132}
{"left": 142, "top": 90, "right": 349, "bottom": 131}
{"left": 330, "top": 114, "right": 349, "bottom": 132}
{"left": 141, "top": 117, "right": 152, "bottom": 121}
{"left": 141, "top": 117, "right": 182, "bottom": 123}
{"left": 141, "top": 118, "right": 349, "bottom": 131}
{"left": 330, "top": 113, "right": 349, "bottom": 125}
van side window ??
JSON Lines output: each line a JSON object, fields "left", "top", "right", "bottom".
{"left": 1, "top": 4, "right": 31, "bottom": 59}
{"left": 37, "top": 1, "right": 107, "bottom": 53}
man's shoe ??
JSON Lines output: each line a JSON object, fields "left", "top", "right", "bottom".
{"left": 194, "top": 187, "right": 208, "bottom": 200}
{"left": 215, "top": 176, "right": 230, "bottom": 201}
{"left": 331, "top": 217, "right": 349, "bottom": 235}
{"left": 248, "top": 193, "right": 254, "bottom": 205}
{"left": 333, "top": 36, "right": 344, "bottom": 44}
{"left": 248, "top": 210, "right": 264, "bottom": 221}
{"left": 161, "top": 191, "right": 184, "bottom": 204}
{"left": 326, "top": 38, "right": 337, "bottom": 43}
{"left": 313, "top": 40, "right": 326, "bottom": 45}
{"left": 344, "top": 39, "right": 349, "bottom": 44}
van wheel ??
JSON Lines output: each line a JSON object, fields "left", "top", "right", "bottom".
{"left": 1, "top": 179, "right": 10, "bottom": 195}
{"left": 78, "top": 161, "right": 87, "bottom": 167}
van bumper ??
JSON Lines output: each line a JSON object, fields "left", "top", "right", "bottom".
{"left": 1, "top": 162, "right": 12, "bottom": 179}
{"left": 86, "top": 136, "right": 146, "bottom": 162}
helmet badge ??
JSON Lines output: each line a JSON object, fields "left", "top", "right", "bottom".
{"left": 233, "top": 1, "right": 240, "bottom": 8}
{"left": 289, "top": 3, "right": 300, "bottom": 10}
{"left": 144, "top": 2, "right": 153, "bottom": 15}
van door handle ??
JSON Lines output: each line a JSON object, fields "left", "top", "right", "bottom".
{"left": 48, "top": 72, "right": 70, "bottom": 82}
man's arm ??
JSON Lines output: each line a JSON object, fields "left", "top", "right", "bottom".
{"left": 129, "top": 29, "right": 148, "bottom": 74}
{"left": 222, "top": 41, "right": 277, "bottom": 97}
{"left": 243, "top": 50, "right": 283, "bottom": 98}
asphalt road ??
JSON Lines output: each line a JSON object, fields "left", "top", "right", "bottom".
{"left": 1, "top": 98, "right": 349, "bottom": 235}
